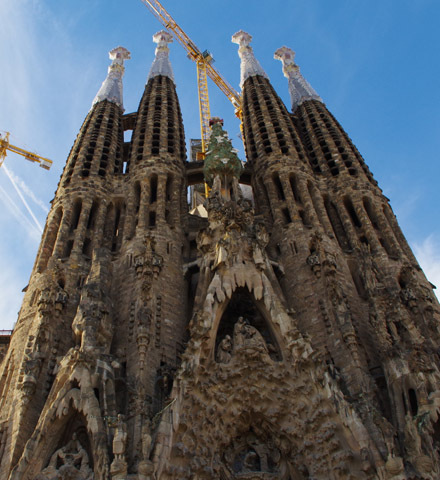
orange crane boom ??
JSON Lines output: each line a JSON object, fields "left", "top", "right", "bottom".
{"left": 140, "top": 0, "right": 242, "bottom": 155}
{"left": 0, "top": 132, "right": 52, "bottom": 170}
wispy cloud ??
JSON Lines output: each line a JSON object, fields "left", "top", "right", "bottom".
{"left": 0, "top": 183, "right": 41, "bottom": 241}
{"left": 2, "top": 165, "right": 44, "bottom": 232}
{"left": 413, "top": 234, "right": 440, "bottom": 300}
{"left": 3, "top": 164, "right": 49, "bottom": 213}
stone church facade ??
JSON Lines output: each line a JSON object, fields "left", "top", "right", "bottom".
{"left": 1, "top": 28, "right": 440, "bottom": 480}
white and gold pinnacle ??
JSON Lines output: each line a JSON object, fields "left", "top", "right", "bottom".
{"left": 232, "top": 30, "right": 268, "bottom": 88}
{"left": 147, "top": 30, "right": 175, "bottom": 83}
{"left": 274, "top": 46, "right": 322, "bottom": 112}
{"left": 92, "top": 47, "right": 131, "bottom": 111}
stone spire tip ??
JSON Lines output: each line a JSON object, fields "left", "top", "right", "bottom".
{"left": 232, "top": 30, "right": 268, "bottom": 88}
{"left": 92, "top": 46, "right": 130, "bottom": 111}
{"left": 274, "top": 46, "right": 322, "bottom": 112}
{"left": 147, "top": 29, "right": 175, "bottom": 83}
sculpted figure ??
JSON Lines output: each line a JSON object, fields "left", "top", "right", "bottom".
{"left": 24, "top": 344, "right": 45, "bottom": 380}
{"left": 41, "top": 432, "right": 92, "bottom": 480}
{"left": 217, "top": 335, "right": 232, "bottom": 363}
{"left": 244, "top": 322, "right": 267, "bottom": 349}
{"left": 233, "top": 317, "right": 268, "bottom": 354}
{"left": 233, "top": 316, "right": 247, "bottom": 349}
{"left": 112, "top": 415, "right": 128, "bottom": 460}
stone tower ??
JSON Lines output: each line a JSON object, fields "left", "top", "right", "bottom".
{"left": 1, "top": 28, "right": 440, "bottom": 480}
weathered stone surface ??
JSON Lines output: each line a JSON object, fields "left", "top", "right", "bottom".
{"left": 1, "top": 32, "right": 440, "bottom": 480}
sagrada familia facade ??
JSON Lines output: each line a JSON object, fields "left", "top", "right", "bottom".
{"left": 0, "top": 27, "right": 440, "bottom": 480}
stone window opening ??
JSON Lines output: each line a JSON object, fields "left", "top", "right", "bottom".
{"left": 166, "top": 176, "right": 173, "bottom": 202}
{"left": 70, "top": 200, "right": 82, "bottom": 233}
{"left": 111, "top": 203, "right": 125, "bottom": 253}
{"left": 369, "top": 366, "right": 393, "bottom": 423}
{"left": 289, "top": 175, "right": 302, "bottom": 205}
{"left": 149, "top": 175, "right": 158, "bottom": 204}
{"left": 348, "top": 260, "right": 367, "bottom": 299}
{"left": 344, "top": 197, "right": 362, "bottom": 228}
{"left": 149, "top": 211, "right": 156, "bottom": 228}
{"left": 324, "top": 196, "right": 351, "bottom": 251}
{"left": 82, "top": 238, "right": 92, "bottom": 258}
{"left": 298, "top": 209, "right": 308, "bottom": 226}
{"left": 134, "top": 182, "right": 141, "bottom": 228}
{"left": 86, "top": 200, "right": 99, "bottom": 231}
{"left": 409, "top": 388, "right": 418, "bottom": 416}
{"left": 282, "top": 208, "right": 291, "bottom": 225}
{"left": 272, "top": 174, "right": 285, "bottom": 201}
{"left": 63, "top": 240, "right": 74, "bottom": 258}
{"left": 360, "top": 235, "right": 369, "bottom": 246}
{"left": 402, "top": 392, "right": 408, "bottom": 415}
{"left": 431, "top": 418, "right": 440, "bottom": 456}
{"left": 215, "top": 288, "right": 282, "bottom": 363}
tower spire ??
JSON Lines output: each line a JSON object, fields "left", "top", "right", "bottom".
{"left": 92, "top": 46, "right": 130, "bottom": 110}
{"left": 274, "top": 46, "right": 322, "bottom": 112}
{"left": 147, "top": 30, "right": 174, "bottom": 82}
{"left": 232, "top": 30, "right": 268, "bottom": 88}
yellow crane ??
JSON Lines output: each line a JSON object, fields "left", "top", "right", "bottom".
{"left": 0, "top": 132, "right": 52, "bottom": 170}
{"left": 140, "top": 0, "right": 242, "bottom": 158}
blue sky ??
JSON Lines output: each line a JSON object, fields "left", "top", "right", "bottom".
{"left": 0, "top": 0, "right": 439, "bottom": 329}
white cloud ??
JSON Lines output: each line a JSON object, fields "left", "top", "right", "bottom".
{"left": 413, "top": 234, "right": 440, "bottom": 300}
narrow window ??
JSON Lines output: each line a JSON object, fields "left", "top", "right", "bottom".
{"left": 70, "top": 199, "right": 82, "bottom": 232}
{"left": 150, "top": 175, "right": 158, "bottom": 204}
{"left": 272, "top": 173, "right": 285, "bottom": 201}
{"left": 344, "top": 197, "right": 362, "bottom": 228}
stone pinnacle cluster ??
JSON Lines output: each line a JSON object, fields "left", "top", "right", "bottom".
{"left": 0, "top": 27, "right": 440, "bottom": 480}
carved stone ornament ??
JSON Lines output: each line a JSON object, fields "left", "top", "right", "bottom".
{"left": 35, "top": 433, "right": 94, "bottom": 480}
{"left": 223, "top": 432, "right": 287, "bottom": 479}
{"left": 21, "top": 345, "right": 45, "bottom": 403}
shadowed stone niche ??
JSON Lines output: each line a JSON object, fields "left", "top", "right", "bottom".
{"left": 215, "top": 288, "right": 282, "bottom": 363}
{"left": 36, "top": 422, "right": 93, "bottom": 480}
{"left": 222, "top": 431, "right": 289, "bottom": 479}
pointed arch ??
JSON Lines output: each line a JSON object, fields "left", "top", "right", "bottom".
{"left": 199, "top": 264, "right": 292, "bottom": 364}
{"left": 214, "top": 287, "right": 282, "bottom": 362}
{"left": 12, "top": 365, "right": 110, "bottom": 479}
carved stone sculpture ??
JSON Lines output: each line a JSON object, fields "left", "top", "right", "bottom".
{"left": 36, "top": 433, "right": 93, "bottom": 480}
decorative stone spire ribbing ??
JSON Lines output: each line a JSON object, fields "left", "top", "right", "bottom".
{"left": 147, "top": 30, "right": 175, "bottom": 83}
{"left": 92, "top": 46, "right": 130, "bottom": 110}
{"left": 203, "top": 118, "right": 243, "bottom": 188}
{"left": 232, "top": 31, "right": 268, "bottom": 88}
{"left": 274, "top": 46, "right": 322, "bottom": 112}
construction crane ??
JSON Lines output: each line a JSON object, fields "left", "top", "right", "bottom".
{"left": 0, "top": 132, "right": 52, "bottom": 170}
{"left": 140, "top": 0, "right": 242, "bottom": 158}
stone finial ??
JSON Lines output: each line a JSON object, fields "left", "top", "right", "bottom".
{"left": 274, "top": 46, "right": 322, "bottom": 112}
{"left": 232, "top": 30, "right": 268, "bottom": 88}
{"left": 147, "top": 30, "right": 175, "bottom": 83}
{"left": 92, "top": 46, "right": 130, "bottom": 111}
